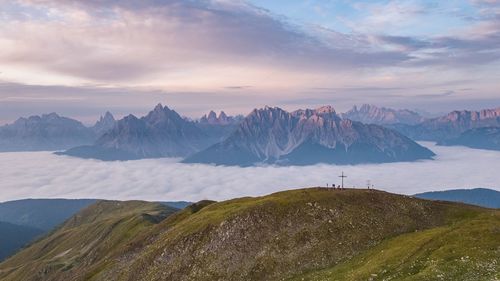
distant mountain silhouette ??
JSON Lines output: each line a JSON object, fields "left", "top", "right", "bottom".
{"left": 438, "top": 127, "right": 500, "bottom": 151}
{"left": 414, "top": 188, "right": 500, "bottom": 209}
{"left": 390, "top": 107, "right": 500, "bottom": 142}
{"left": 343, "top": 104, "right": 424, "bottom": 125}
{"left": 184, "top": 106, "right": 435, "bottom": 166}
{"left": 0, "top": 113, "right": 96, "bottom": 152}
{"left": 199, "top": 110, "right": 242, "bottom": 126}
{"left": 0, "top": 112, "right": 118, "bottom": 152}
{"left": 196, "top": 110, "right": 243, "bottom": 143}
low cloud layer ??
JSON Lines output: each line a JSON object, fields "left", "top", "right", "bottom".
{"left": 0, "top": 143, "right": 498, "bottom": 203}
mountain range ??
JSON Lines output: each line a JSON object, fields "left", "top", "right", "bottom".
{"left": 0, "top": 188, "right": 498, "bottom": 281}
{"left": 59, "top": 104, "right": 238, "bottom": 160}
{"left": 59, "top": 104, "right": 433, "bottom": 164}
{"left": 0, "top": 112, "right": 116, "bottom": 152}
{"left": 184, "top": 106, "right": 434, "bottom": 166}
{"left": 4, "top": 104, "right": 500, "bottom": 162}
{"left": 390, "top": 107, "right": 500, "bottom": 143}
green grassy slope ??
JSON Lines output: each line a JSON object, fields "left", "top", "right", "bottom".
{"left": 0, "top": 200, "right": 178, "bottom": 281}
{"left": 0, "top": 188, "right": 497, "bottom": 281}
{"left": 289, "top": 211, "right": 500, "bottom": 281}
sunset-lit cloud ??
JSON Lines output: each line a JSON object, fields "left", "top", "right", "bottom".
{"left": 0, "top": 0, "right": 499, "bottom": 123}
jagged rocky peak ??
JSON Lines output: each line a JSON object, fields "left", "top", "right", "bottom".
{"left": 93, "top": 111, "right": 116, "bottom": 135}
{"left": 41, "top": 112, "right": 60, "bottom": 120}
{"left": 245, "top": 106, "right": 292, "bottom": 125}
{"left": 315, "top": 105, "right": 336, "bottom": 114}
{"left": 293, "top": 105, "right": 339, "bottom": 121}
{"left": 208, "top": 110, "right": 217, "bottom": 119}
{"left": 101, "top": 111, "right": 115, "bottom": 122}
{"left": 442, "top": 108, "right": 500, "bottom": 122}
{"left": 146, "top": 103, "right": 178, "bottom": 121}
{"left": 200, "top": 110, "right": 237, "bottom": 125}
{"left": 480, "top": 107, "right": 500, "bottom": 119}
{"left": 218, "top": 111, "right": 229, "bottom": 122}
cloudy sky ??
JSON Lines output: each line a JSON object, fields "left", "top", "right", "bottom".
{"left": 0, "top": 0, "right": 499, "bottom": 124}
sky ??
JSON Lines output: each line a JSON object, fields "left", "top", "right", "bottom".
{"left": 0, "top": 0, "right": 499, "bottom": 124}
{"left": 0, "top": 142, "right": 498, "bottom": 202}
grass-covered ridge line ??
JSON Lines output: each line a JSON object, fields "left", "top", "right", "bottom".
{"left": 0, "top": 188, "right": 498, "bottom": 281}
{"left": 116, "top": 188, "right": 486, "bottom": 281}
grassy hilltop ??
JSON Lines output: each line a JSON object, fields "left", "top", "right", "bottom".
{"left": 0, "top": 188, "right": 498, "bottom": 281}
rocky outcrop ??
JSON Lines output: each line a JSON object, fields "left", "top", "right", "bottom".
{"left": 92, "top": 112, "right": 116, "bottom": 137}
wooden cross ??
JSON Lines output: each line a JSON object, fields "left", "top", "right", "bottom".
{"left": 339, "top": 171, "right": 347, "bottom": 189}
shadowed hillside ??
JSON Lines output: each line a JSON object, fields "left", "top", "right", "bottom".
{"left": 0, "top": 222, "right": 43, "bottom": 261}
{"left": 0, "top": 201, "right": 178, "bottom": 281}
{"left": 1, "top": 188, "right": 498, "bottom": 281}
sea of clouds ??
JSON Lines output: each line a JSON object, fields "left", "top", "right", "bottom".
{"left": 1, "top": 142, "right": 498, "bottom": 202}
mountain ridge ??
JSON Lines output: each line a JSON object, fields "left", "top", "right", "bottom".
{"left": 0, "top": 112, "right": 117, "bottom": 152}
{"left": 58, "top": 104, "right": 233, "bottom": 160}
{"left": 390, "top": 107, "right": 500, "bottom": 142}
{"left": 437, "top": 126, "right": 500, "bottom": 151}
{"left": 184, "top": 106, "right": 435, "bottom": 166}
